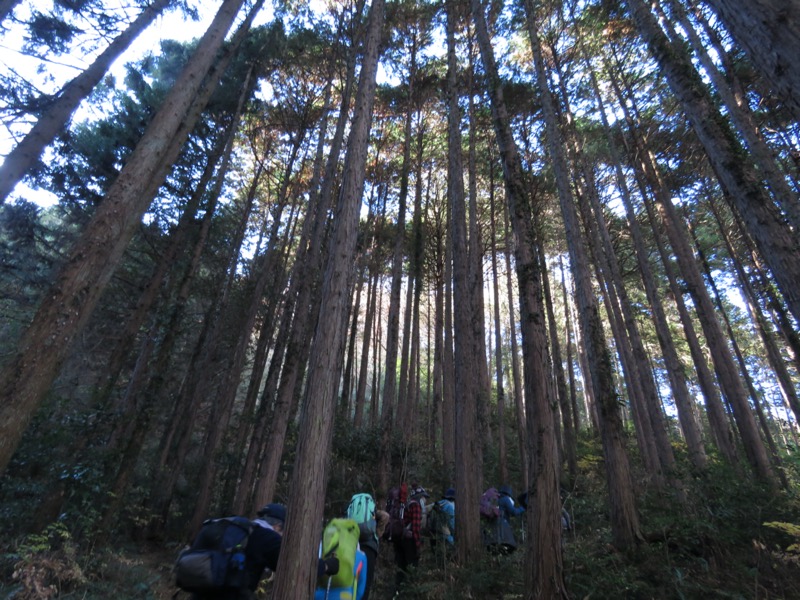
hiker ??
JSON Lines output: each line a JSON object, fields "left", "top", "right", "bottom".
{"left": 498, "top": 485, "right": 525, "bottom": 524}
{"left": 392, "top": 483, "right": 428, "bottom": 595}
{"left": 315, "top": 518, "right": 368, "bottom": 600}
{"left": 480, "top": 487, "right": 516, "bottom": 555}
{"left": 345, "top": 492, "right": 389, "bottom": 600}
{"left": 428, "top": 487, "right": 455, "bottom": 549}
{"left": 176, "top": 503, "right": 339, "bottom": 600}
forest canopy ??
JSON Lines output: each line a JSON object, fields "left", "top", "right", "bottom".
{"left": 1, "top": 0, "right": 800, "bottom": 598}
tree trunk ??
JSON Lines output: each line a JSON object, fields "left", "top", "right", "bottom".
{"left": 662, "top": 0, "right": 800, "bottom": 231}
{"left": 626, "top": 0, "right": 800, "bottom": 335}
{"left": 467, "top": 64, "right": 493, "bottom": 457}
{"left": 447, "top": 0, "right": 483, "bottom": 565}
{"left": 607, "top": 59, "right": 738, "bottom": 465}
{"left": 0, "top": 0, "right": 173, "bottom": 203}
{"left": 583, "top": 51, "right": 707, "bottom": 471}
{"left": 442, "top": 195, "right": 456, "bottom": 473}
{"left": 397, "top": 272, "right": 414, "bottom": 433}
{"left": 525, "top": 0, "right": 641, "bottom": 553}
{"left": 688, "top": 208, "right": 790, "bottom": 490}
{"left": 153, "top": 185, "right": 258, "bottom": 522}
{"left": 702, "top": 0, "right": 800, "bottom": 121}
{"left": 473, "top": 0, "right": 568, "bottom": 591}
{"left": 560, "top": 257, "right": 582, "bottom": 437}
{"left": 541, "top": 250, "right": 577, "bottom": 483}
{"left": 270, "top": 0, "right": 384, "bottom": 594}
{"left": 378, "top": 57, "right": 414, "bottom": 489}
{"left": 94, "top": 120, "right": 230, "bottom": 408}
{"left": 406, "top": 120, "right": 426, "bottom": 438}
{"left": 355, "top": 266, "right": 379, "bottom": 427}
{"left": 650, "top": 163, "right": 775, "bottom": 484}
{"left": 489, "top": 168, "right": 509, "bottom": 485}
{"left": 249, "top": 9, "right": 367, "bottom": 511}
{"left": 710, "top": 197, "right": 800, "bottom": 426}
{"left": 0, "top": 0, "right": 254, "bottom": 475}
{"left": 504, "top": 200, "right": 529, "bottom": 490}
{"left": 342, "top": 267, "right": 365, "bottom": 419}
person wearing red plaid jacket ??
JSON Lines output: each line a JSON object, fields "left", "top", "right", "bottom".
{"left": 392, "top": 483, "right": 429, "bottom": 596}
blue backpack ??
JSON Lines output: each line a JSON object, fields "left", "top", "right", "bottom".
{"left": 174, "top": 516, "right": 254, "bottom": 593}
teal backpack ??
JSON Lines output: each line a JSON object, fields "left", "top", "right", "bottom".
{"left": 347, "top": 492, "right": 377, "bottom": 541}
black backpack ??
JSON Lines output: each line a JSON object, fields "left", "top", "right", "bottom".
{"left": 174, "top": 516, "right": 254, "bottom": 593}
{"left": 426, "top": 502, "right": 443, "bottom": 538}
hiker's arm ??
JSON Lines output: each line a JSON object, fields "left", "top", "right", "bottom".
{"left": 375, "top": 509, "right": 389, "bottom": 539}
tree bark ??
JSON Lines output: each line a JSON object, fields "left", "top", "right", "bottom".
{"left": 489, "top": 168, "right": 509, "bottom": 485}
{"left": 0, "top": 0, "right": 253, "bottom": 475}
{"left": 473, "top": 0, "right": 569, "bottom": 591}
{"left": 626, "top": 0, "right": 800, "bottom": 336}
{"left": 448, "top": 0, "right": 483, "bottom": 565}
{"left": 0, "top": 0, "right": 174, "bottom": 203}
{"left": 378, "top": 52, "right": 414, "bottom": 488}
{"left": 702, "top": 0, "right": 800, "bottom": 121}
{"left": 271, "top": 0, "right": 384, "bottom": 594}
{"left": 504, "top": 200, "right": 529, "bottom": 490}
{"left": 525, "top": 0, "right": 641, "bottom": 553}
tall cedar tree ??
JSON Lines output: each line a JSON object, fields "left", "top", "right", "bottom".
{"left": 271, "top": 0, "right": 385, "bottom": 595}
{"left": 0, "top": 0, "right": 254, "bottom": 475}
{"left": 471, "top": 0, "right": 568, "bottom": 592}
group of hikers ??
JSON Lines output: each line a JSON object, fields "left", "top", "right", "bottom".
{"left": 174, "top": 482, "right": 545, "bottom": 599}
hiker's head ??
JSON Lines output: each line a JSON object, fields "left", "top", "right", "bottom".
{"left": 444, "top": 488, "right": 455, "bottom": 501}
{"left": 411, "top": 485, "right": 430, "bottom": 500}
{"left": 257, "top": 503, "right": 287, "bottom": 530}
{"left": 498, "top": 485, "right": 513, "bottom": 497}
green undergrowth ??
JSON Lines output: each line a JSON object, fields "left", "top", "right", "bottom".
{"left": 2, "top": 433, "right": 800, "bottom": 598}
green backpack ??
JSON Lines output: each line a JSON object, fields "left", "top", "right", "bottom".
{"left": 317, "top": 518, "right": 361, "bottom": 592}
{"left": 346, "top": 492, "right": 377, "bottom": 541}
